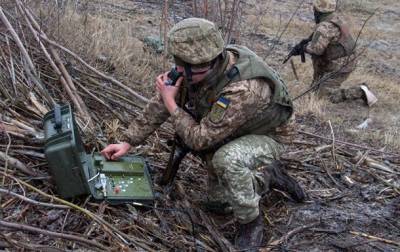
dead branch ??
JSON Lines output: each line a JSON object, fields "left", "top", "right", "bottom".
{"left": 162, "top": 0, "right": 169, "bottom": 71}
{"left": 16, "top": 1, "right": 92, "bottom": 125}
{"left": 265, "top": 221, "right": 320, "bottom": 250}
{"left": 0, "top": 188, "right": 70, "bottom": 209}
{"left": 224, "top": 0, "right": 240, "bottom": 44}
{"left": 0, "top": 7, "right": 35, "bottom": 75}
{"left": 198, "top": 210, "right": 234, "bottom": 252}
{"left": 0, "top": 219, "right": 108, "bottom": 251}
{"left": 0, "top": 6, "right": 54, "bottom": 105}
{"left": 328, "top": 120, "right": 339, "bottom": 169}
{"left": 0, "top": 233, "right": 65, "bottom": 252}
{"left": 0, "top": 151, "right": 36, "bottom": 176}
{"left": 298, "top": 130, "right": 400, "bottom": 157}
{"left": 0, "top": 171, "right": 156, "bottom": 251}
{"left": 350, "top": 231, "right": 400, "bottom": 247}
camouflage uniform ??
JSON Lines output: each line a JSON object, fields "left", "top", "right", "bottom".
{"left": 305, "top": 10, "right": 363, "bottom": 100}
{"left": 122, "top": 47, "right": 293, "bottom": 223}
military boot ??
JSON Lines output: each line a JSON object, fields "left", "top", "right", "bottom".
{"left": 266, "top": 160, "right": 306, "bottom": 202}
{"left": 235, "top": 214, "right": 264, "bottom": 251}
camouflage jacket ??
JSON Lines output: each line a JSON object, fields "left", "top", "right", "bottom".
{"left": 306, "top": 14, "right": 357, "bottom": 74}
{"left": 121, "top": 51, "right": 276, "bottom": 151}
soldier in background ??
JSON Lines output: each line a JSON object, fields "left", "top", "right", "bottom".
{"left": 101, "top": 18, "right": 305, "bottom": 250}
{"left": 297, "top": 0, "right": 377, "bottom": 105}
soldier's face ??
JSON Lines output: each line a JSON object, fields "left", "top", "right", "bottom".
{"left": 176, "top": 65, "right": 212, "bottom": 84}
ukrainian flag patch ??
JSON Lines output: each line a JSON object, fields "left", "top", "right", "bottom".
{"left": 216, "top": 96, "right": 230, "bottom": 109}
{"left": 209, "top": 96, "right": 230, "bottom": 123}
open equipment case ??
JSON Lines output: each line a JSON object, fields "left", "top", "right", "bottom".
{"left": 43, "top": 104, "right": 154, "bottom": 204}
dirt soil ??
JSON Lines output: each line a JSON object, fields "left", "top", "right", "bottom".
{"left": 1, "top": 0, "right": 399, "bottom": 251}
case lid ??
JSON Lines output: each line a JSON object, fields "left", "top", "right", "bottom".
{"left": 43, "top": 104, "right": 89, "bottom": 198}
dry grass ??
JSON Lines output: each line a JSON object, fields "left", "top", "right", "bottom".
{"left": 345, "top": 69, "right": 400, "bottom": 111}
{"left": 346, "top": 72, "right": 400, "bottom": 151}
{"left": 30, "top": 0, "right": 165, "bottom": 96}
{"left": 28, "top": 0, "right": 399, "bottom": 151}
{"left": 245, "top": 15, "right": 313, "bottom": 39}
{"left": 339, "top": 0, "right": 378, "bottom": 14}
{"left": 384, "top": 127, "right": 400, "bottom": 151}
{"left": 294, "top": 93, "right": 327, "bottom": 120}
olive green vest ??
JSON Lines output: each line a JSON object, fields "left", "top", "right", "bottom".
{"left": 187, "top": 45, "right": 293, "bottom": 137}
{"left": 320, "top": 14, "right": 356, "bottom": 61}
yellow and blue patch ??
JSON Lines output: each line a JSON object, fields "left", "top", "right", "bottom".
{"left": 209, "top": 96, "right": 230, "bottom": 124}
{"left": 216, "top": 96, "right": 230, "bottom": 109}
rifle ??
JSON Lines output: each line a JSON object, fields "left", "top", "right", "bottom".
{"left": 283, "top": 35, "right": 313, "bottom": 64}
{"left": 159, "top": 138, "right": 190, "bottom": 186}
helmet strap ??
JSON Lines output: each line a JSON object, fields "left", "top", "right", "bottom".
{"left": 183, "top": 64, "right": 192, "bottom": 82}
{"left": 195, "top": 51, "right": 229, "bottom": 88}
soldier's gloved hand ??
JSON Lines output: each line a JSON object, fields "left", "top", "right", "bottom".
{"left": 101, "top": 142, "right": 131, "bottom": 160}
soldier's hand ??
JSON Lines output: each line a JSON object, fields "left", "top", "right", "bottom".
{"left": 156, "top": 72, "right": 183, "bottom": 114}
{"left": 292, "top": 44, "right": 303, "bottom": 56}
{"left": 101, "top": 143, "right": 131, "bottom": 160}
{"left": 156, "top": 72, "right": 182, "bottom": 101}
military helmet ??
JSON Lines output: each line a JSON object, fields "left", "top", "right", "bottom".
{"left": 167, "top": 18, "right": 224, "bottom": 65}
{"left": 313, "top": 0, "right": 337, "bottom": 13}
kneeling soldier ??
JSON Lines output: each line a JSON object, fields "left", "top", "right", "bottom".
{"left": 102, "top": 18, "right": 305, "bottom": 250}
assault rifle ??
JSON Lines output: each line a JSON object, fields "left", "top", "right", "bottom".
{"left": 283, "top": 35, "right": 313, "bottom": 64}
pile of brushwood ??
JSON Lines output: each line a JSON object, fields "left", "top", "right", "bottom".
{"left": 0, "top": 1, "right": 399, "bottom": 251}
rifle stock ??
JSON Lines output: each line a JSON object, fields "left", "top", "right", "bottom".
{"left": 159, "top": 140, "right": 189, "bottom": 185}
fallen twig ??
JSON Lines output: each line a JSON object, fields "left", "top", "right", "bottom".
{"left": 0, "top": 219, "right": 108, "bottom": 251}
{"left": 350, "top": 231, "right": 400, "bottom": 247}
{"left": 328, "top": 120, "right": 339, "bottom": 169}
{"left": 265, "top": 221, "right": 320, "bottom": 250}
{"left": 298, "top": 130, "right": 400, "bottom": 157}
{"left": 0, "top": 151, "right": 36, "bottom": 176}
{"left": 0, "top": 171, "right": 156, "bottom": 251}
{"left": 0, "top": 188, "right": 69, "bottom": 209}
{"left": 198, "top": 210, "right": 234, "bottom": 252}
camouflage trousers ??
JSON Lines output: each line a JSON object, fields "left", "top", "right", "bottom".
{"left": 205, "top": 134, "right": 283, "bottom": 224}
{"left": 313, "top": 71, "right": 364, "bottom": 102}
{"left": 313, "top": 70, "right": 350, "bottom": 96}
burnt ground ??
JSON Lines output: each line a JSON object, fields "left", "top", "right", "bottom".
{"left": 0, "top": 0, "right": 399, "bottom": 251}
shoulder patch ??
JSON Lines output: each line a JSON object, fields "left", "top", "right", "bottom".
{"left": 209, "top": 96, "right": 230, "bottom": 123}
{"left": 312, "top": 31, "right": 321, "bottom": 46}
{"left": 216, "top": 96, "right": 230, "bottom": 109}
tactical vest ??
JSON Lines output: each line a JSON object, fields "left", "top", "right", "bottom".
{"left": 186, "top": 45, "right": 293, "bottom": 138}
{"left": 321, "top": 14, "right": 356, "bottom": 61}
